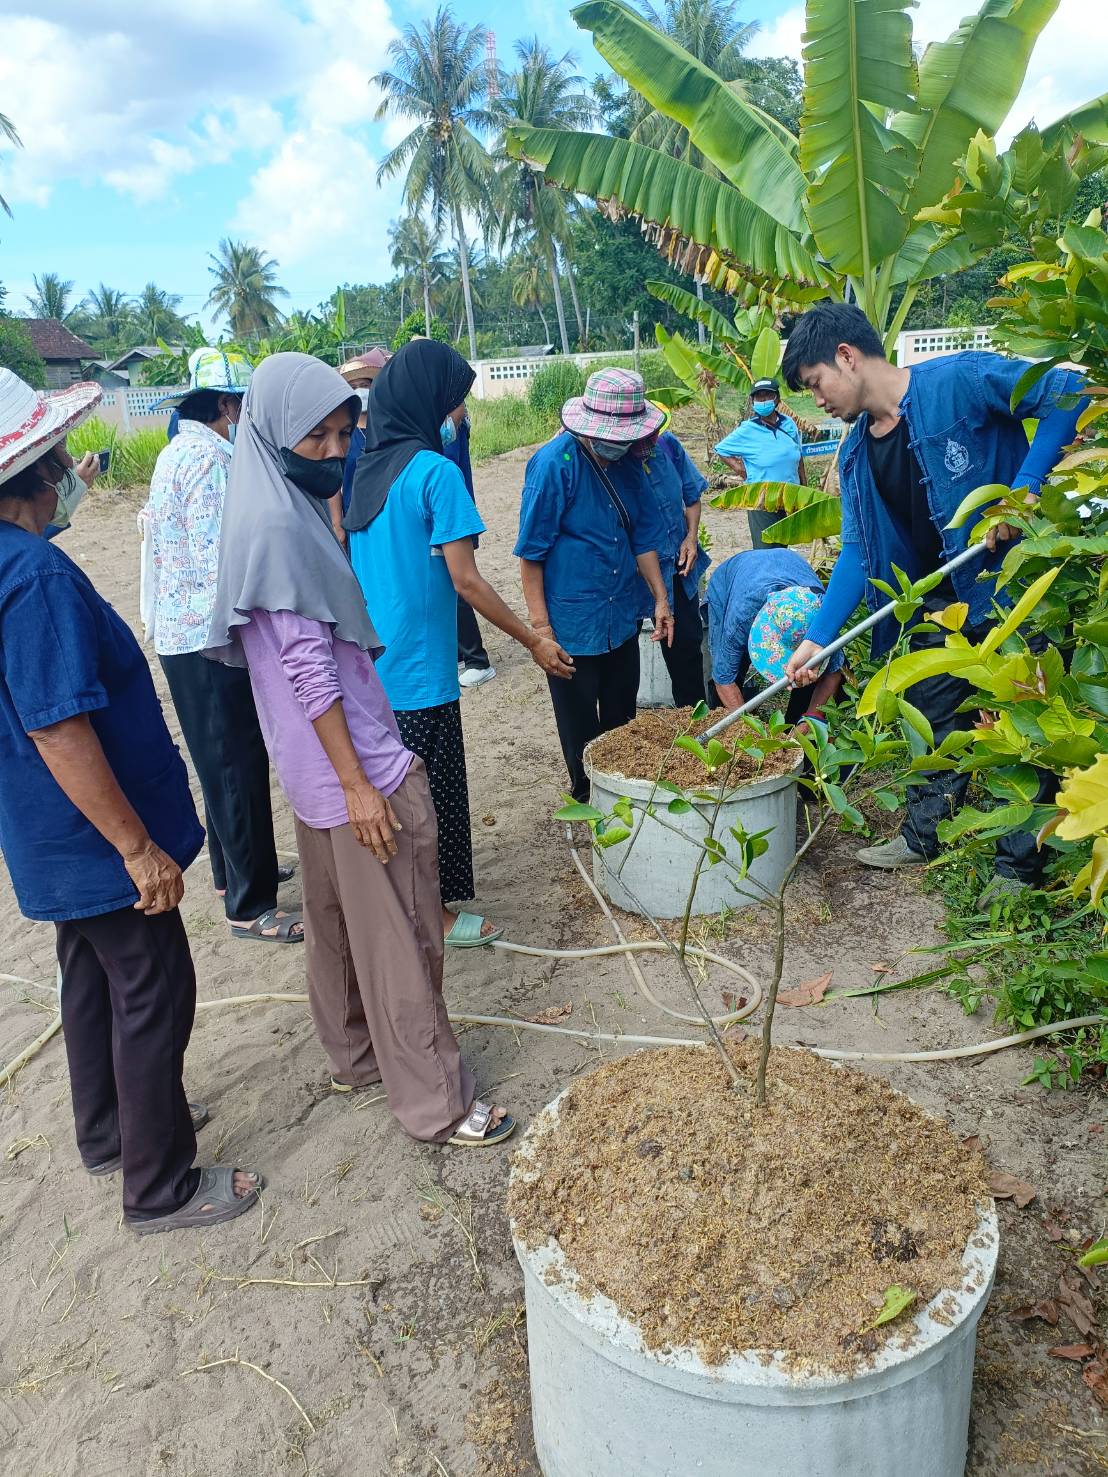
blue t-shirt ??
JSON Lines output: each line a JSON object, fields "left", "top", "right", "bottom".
{"left": 341, "top": 425, "right": 367, "bottom": 516}
{"left": 0, "top": 525, "right": 203, "bottom": 922}
{"left": 349, "top": 450, "right": 485, "bottom": 711}
{"left": 714, "top": 415, "right": 803, "bottom": 483}
{"left": 514, "top": 432, "right": 666, "bottom": 657}
{"left": 632, "top": 431, "right": 710, "bottom": 615}
{"left": 706, "top": 548, "right": 826, "bottom": 685}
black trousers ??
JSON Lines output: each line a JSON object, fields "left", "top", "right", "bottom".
{"left": 901, "top": 622, "right": 1054, "bottom": 881}
{"left": 747, "top": 508, "right": 786, "bottom": 550}
{"left": 160, "top": 651, "right": 279, "bottom": 922}
{"left": 548, "top": 634, "right": 639, "bottom": 802}
{"left": 456, "top": 595, "right": 491, "bottom": 669}
{"left": 56, "top": 907, "right": 199, "bottom": 1220}
{"left": 658, "top": 576, "right": 707, "bottom": 708}
{"left": 395, "top": 700, "right": 474, "bottom": 905}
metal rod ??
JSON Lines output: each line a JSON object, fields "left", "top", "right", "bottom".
{"left": 701, "top": 542, "right": 988, "bottom": 741}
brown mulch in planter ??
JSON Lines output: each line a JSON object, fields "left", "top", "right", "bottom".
{"left": 588, "top": 706, "right": 799, "bottom": 792}
{"left": 509, "top": 1041, "right": 988, "bottom": 1373}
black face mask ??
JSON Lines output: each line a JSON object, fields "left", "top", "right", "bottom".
{"left": 279, "top": 447, "right": 344, "bottom": 500}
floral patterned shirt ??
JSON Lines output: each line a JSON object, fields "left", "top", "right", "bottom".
{"left": 145, "top": 420, "right": 232, "bottom": 656}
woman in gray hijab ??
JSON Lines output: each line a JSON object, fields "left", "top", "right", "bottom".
{"left": 206, "top": 352, "right": 514, "bottom": 1147}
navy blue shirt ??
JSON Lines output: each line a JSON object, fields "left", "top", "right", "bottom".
{"left": 442, "top": 415, "right": 475, "bottom": 496}
{"left": 0, "top": 525, "right": 203, "bottom": 921}
{"left": 514, "top": 432, "right": 666, "bottom": 657}
{"left": 631, "top": 431, "right": 710, "bottom": 617}
{"left": 707, "top": 549, "right": 827, "bottom": 685}
{"left": 341, "top": 424, "right": 367, "bottom": 516}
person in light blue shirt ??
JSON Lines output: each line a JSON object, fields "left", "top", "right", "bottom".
{"left": 515, "top": 368, "right": 675, "bottom": 802}
{"left": 346, "top": 340, "right": 572, "bottom": 944}
{"left": 624, "top": 427, "right": 710, "bottom": 707}
{"left": 714, "top": 378, "right": 808, "bottom": 549}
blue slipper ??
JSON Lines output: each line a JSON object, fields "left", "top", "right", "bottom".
{"left": 445, "top": 911, "right": 504, "bottom": 949}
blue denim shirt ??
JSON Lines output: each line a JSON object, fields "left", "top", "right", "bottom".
{"left": 628, "top": 432, "right": 711, "bottom": 618}
{"left": 706, "top": 549, "right": 828, "bottom": 685}
{"left": 839, "top": 351, "right": 1085, "bottom": 654}
{"left": 515, "top": 432, "right": 666, "bottom": 657}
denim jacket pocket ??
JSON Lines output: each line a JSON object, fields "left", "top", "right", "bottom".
{"left": 918, "top": 416, "right": 980, "bottom": 496}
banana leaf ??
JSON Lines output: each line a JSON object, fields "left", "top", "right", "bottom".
{"left": 799, "top": 0, "right": 919, "bottom": 277}
{"left": 506, "top": 126, "right": 822, "bottom": 285}
{"left": 750, "top": 326, "right": 782, "bottom": 382}
{"left": 1042, "top": 91, "right": 1108, "bottom": 149}
{"left": 571, "top": 0, "right": 807, "bottom": 231}
{"left": 711, "top": 480, "right": 843, "bottom": 544}
{"left": 890, "top": 0, "right": 1061, "bottom": 221}
{"left": 645, "top": 280, "right": 741, "bottom": 344}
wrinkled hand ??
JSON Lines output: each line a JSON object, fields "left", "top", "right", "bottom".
{"left": 983, "top": 520, "right": 1019, "bottom": 553}
{"left": 344, "top": 777, "right": 401, "bottom": 862}
{"left": 531, "top": 635, "right": 575, "bottom": 680}
{"left": 676, "top": 534, "right": 698, "bottom": 577}
{"left": 651, "top": 604, "right": 675, "bottom": 648}
{"left": 784, "top": 639, "right": 822, "bottom": 688}
{"left": 74, "top": 452, "right": 101, "bottom": 489}
{"left": 123, "top": 840, "right": 184, "bottom": 914}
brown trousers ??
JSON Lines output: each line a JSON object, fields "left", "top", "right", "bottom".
{"left": 294, "top": 761, "right": 475, "bottom": 1142}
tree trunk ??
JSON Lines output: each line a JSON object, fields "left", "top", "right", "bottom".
{"left": 548, "top": 241, "right": 571, "bottom": 356}
{"left": 422, "top": 269, "right": 433, "bottom": 339}
{"left": 565, "top": 254, "right": 586, "bottom": 349}
{"left": 536, "top": 300, "right": 551, "bottom": 342}
{"left": 696, "top": 279, "right": 707, "bottom": 347}
{"left": 399, "top": 281, "right": 406, "bottom": 324}
{"left": 453, "top": 204, "right": 478, "bottom": 361}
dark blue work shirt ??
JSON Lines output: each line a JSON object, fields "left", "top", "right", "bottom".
{"left": 442, "top": 415, "right": 475, "bottom": 496}
{"left": 341, "top": 424, "right": 367, "bottom": 516}
{"left": 630, "top": 431, "right": 710, "bottom": 618}
{"left": 514, "top": 432, "right": 665, "bottom": 657}
{"left": 706, "top": 548, "right": 826, "bottom": 685}
{"left": 0, "top": 525, "right": 203, "bottom": 921}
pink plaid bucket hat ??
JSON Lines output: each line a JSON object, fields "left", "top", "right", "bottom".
{"left": 561, "top": 367, "right": 666, "bottom": 442}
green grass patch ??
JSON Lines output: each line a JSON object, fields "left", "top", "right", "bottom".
{"left": 469, "top": 398, "right": 557, "bottom": 464}
{"left": 69, "top": 417, "right": 167, "bottom": 489}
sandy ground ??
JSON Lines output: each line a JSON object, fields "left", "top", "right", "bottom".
{"left": 0, "top": 445, "right": 1104, "bottom": 1477}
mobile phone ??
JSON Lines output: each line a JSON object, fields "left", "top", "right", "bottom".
{"left": 98, "top": 449, "right": 111, "bottom": 474}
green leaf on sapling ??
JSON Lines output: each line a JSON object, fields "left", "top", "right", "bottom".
{"left": 613, "top": 797, "right": 634, "bottom": 826}
{"left": 594, "top": 825, "right": 631, "bottom": 849}
{"left": 668, "top": 797, "right": 694, "bottom": 815}
{"left": 674, "top": 735, "right": 710, "bottom": 765}
{"left": 690, "top": 700, "right": 710, "bottom": 721}
{"left": 554, "top": 802, "right": 604, "bottom": 823}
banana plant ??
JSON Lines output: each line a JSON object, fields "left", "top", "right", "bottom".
{"left": 506, "top": 0, "right": 1108, "bottom": 346}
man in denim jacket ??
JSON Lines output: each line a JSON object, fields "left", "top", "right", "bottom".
{"left": 782, "top": 303, "right": 1084, "bottom": 891}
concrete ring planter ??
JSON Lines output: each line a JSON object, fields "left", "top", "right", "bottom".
{"left": 512, "top": 1089, "right": 1000, "bottom": 1477}
{"left": 584, "top": 744, "right": 801, "bottom": 919}
{"left": 636, "top": 621, "right": 676, "bottom": 709}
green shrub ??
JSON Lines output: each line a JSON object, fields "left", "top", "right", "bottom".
{"left": 578, "top": 349, "right": 681, "bottom": 395}
{"left": 391, "top": 310, "right": 451, "bottom": 352}
{"left": 0, "top": 319, "right": 46, "bottom": 387}
{"left": 68, "top": 417, "right": 167, "bottom": 489}
{"left": 469, "top": 397, "right": 556, "bottom": 463}
{"left": 528, "top": 360, "right": 584, "bottom": 418}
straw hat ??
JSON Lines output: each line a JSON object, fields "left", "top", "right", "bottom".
{"left": 338, "top": 348, "right": 392, "bottom": 382}
{"left": 561, "top": 367, "right": 666, "bottom": 442}
{"left": 0, "top": 369, "right": 102, "bottom": 489}
{"left": 154, "top": 347, "right": 254, "bottom": 409}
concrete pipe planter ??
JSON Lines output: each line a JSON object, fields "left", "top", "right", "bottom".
{"left": 636, "top": 620, "right": 675, "bottom": 708}
{"left": 512, "top": 1091, "right": 1000, "bottom": 1477}
{"left": 584, "top": 744, "right": 800, "bottom": 918}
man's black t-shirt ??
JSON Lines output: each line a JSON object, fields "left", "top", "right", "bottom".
{"left": 867, "top": 416, "right": 954, "bottom": 603}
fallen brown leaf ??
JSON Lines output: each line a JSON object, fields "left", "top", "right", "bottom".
{"left": 961, "top": 1135, "right": 983, "bottom": 1153}
{"left": 1048, "top": 1344, "right": 1096, "bottom": 1361}
{"left": 870, "top": 962, "right": 891, "bottom": 973}
{"left": 987, "top": 1170, "right": 1037, "bottom": 1208}
{"left": 1058, "top": 1273, "right": 1098, "bottom": 1339}
{"left": 1043, "top": 1216, "right": 1065, "bottom": 1242}
{"left": 1083, "top": 1359, "right": 1108, "bottom": 1407}
{"left": 721, "top": 991, "right": 748, "bottom": 1013}
{"left": 519, "top": 1001, "right": 573, "bottom": 1025}
{"left": 1008, "top": 1300, "right": 1059, "bottom": 1326}
{"left": 777, "top": 971, "right": 833, "bottom": 1009}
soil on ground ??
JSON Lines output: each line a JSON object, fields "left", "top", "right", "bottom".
{"left": 510, "top": 1042, "right": 989, "bottom": 1371}
{"left": 0, "top": 444, "right": 1103, "bottom": 1477}
{"left": 588, "top": 705, "right": 799, "bottom": 790}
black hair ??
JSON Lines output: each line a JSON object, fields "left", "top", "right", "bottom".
{"left": 781, "top": 303, "right": 886, "bottom": 390}
{"left": 1, "top": 446, "right": 65, "bottom": 503}
{"left": 178, "top": 388, "right": 236, "bottom": 424}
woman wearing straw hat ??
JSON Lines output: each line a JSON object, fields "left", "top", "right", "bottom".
{"left": 205, "top": 352, "right": 515, "bottom": 1144}
{"left": 0, "top": 368, "right": 264, "bottom": 1232}
{"left": 148, "top": 348, "right": 300, "bottom": 945}
{"left": 515, "top": 368, "right": 675, "bottom": 802}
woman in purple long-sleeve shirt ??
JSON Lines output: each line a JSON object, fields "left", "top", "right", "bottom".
{"left": 204, "top": 353, "right": 514, "bottom": 1148}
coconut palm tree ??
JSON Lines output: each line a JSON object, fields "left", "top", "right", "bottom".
{"left": 81, "top": 285, "right": 134, "bottom": 347}
{"left": 26, "top": 273, "right": 77, "bottom": 322}
{"left": 373, "top": 7, "right": 495, "bottom": 361}
{"left": 133, "top": 282, "right": 187, "bottom": 343}
{"left": 206, "top": 239, "right": 288, "bottom": 340}
{"left": 510, "top": 250, "right": 553, "bottom": 344}
{"left": 389, "top": 216, "right": 447, "bottom": 338}
{"left": 440, "top": 240, "right": 486, "bottom": 344}
{"left": 494, "top": 40, "right": 596, "bottom": 353}
{"left": 0, "top": 109, "right": 21, "bottom": 219}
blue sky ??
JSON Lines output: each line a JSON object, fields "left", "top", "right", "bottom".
{"left": 0, "top": 0, "right": 1099, "bottom": 336}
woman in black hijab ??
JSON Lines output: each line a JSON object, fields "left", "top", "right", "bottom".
{"left": 347, "top": 340, "right": 572, "bottom": 949}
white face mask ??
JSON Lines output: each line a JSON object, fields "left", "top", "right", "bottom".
{"left": 51, "top": 467, "right": 86, "bottom": 529}
{"left": 356, "top": 388, "right": 371, "bottom": 413}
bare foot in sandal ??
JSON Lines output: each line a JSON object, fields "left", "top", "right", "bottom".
{"left": 127, "top": 1165, "right": 265, "bottom": 1235}
{"left": 442, "top": 908, "right": 502, "bottom": 948}
{"left": 230, "top": 908, "right": 303, "bottom": 944}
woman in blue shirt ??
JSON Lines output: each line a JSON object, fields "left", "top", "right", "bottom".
{"left": 714, "top": 378, "right": 807, "bottom": 549}
{"left": 515, "top": 368, "right": 675, "bottom": 802}
{"left": 627, "top": 425, "right": 710, "bottom": 706}
{"left": 346, "top": 340, "right": 572, "bottom": 946}
{"left": 0, "top": 369, "right": 263, "bottom": 1234}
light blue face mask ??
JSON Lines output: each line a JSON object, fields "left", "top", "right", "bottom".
{"left": 752, "top": 399, "right": 776, "bottom": 417}
{"left": 440, "top": 416, "right": 458, "bottom": 448}
{"left": 227, "top": 420, "right": 237, "bottom": 446}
